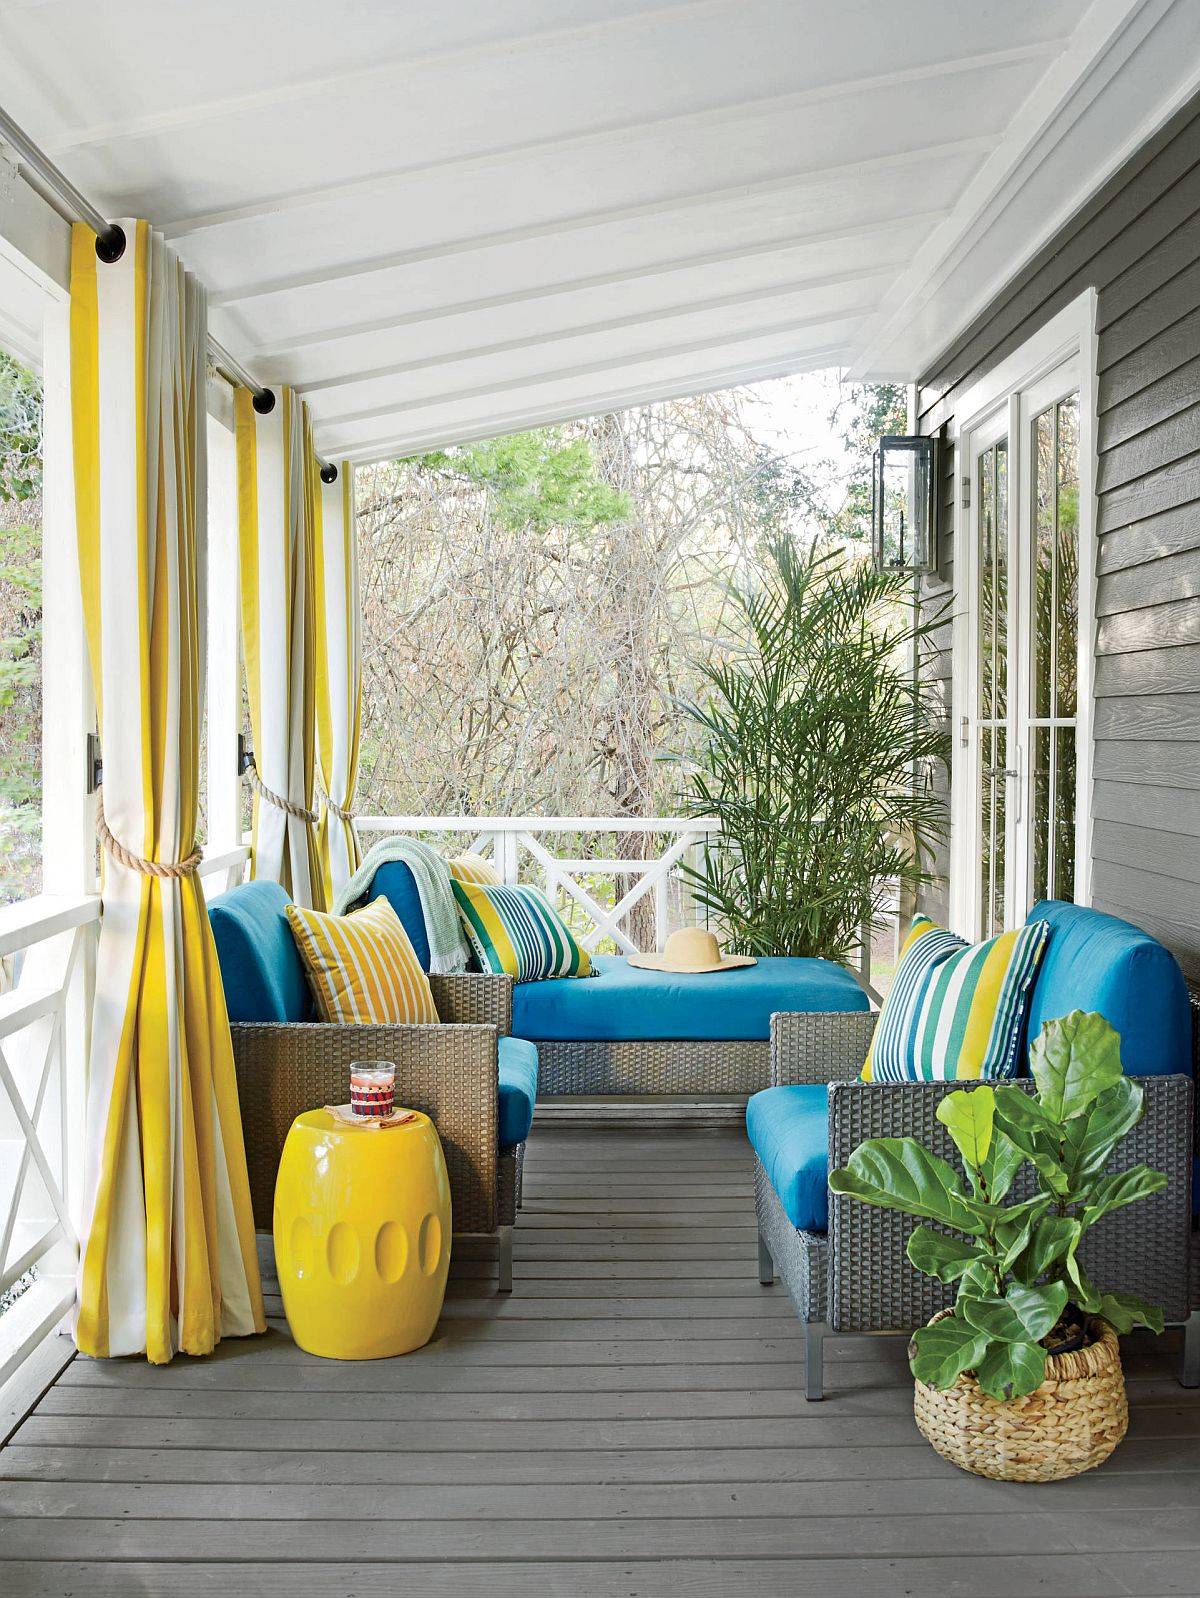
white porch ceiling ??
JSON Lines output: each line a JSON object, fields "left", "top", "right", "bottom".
{"left": 1, "top": 0, "right": 1199, "bottom": 460}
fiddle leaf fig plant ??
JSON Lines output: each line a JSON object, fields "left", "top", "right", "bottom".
{"left": 828, "top": 1011, "right": 1166, "bottom": 1403}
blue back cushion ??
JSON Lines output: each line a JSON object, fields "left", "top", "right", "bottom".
{"left": 208, "top": 880, "right": 314, "bottom": 1024}
{"left": 1024, "top": 900, "right": 1191, "bottom": 1078}
{"left": 364, "top": 861, "right": 432, "bottom": 972}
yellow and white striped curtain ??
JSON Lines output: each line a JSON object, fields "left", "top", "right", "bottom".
{"left": 235, "top": 385, "right": 324, "bottom": 909}
{"left": 314, "top": 464, "right": 362, "bottom": 903}
{"left": 69, "top": 220, "right": 265, "bottom": 1362}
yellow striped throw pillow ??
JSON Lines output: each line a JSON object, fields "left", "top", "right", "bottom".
{"left": 448, "top": 852, "right": 502, "bottom": 887}
{"left": 286, "top": 896, "right": 439, "bottom": 1025}
{"left": 861, "top": 914, "right": 1049, "bottom": 1082}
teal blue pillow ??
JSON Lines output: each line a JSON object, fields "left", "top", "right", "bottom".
{"left": 208, "top": 880, "right": 313, "bottom": 1024}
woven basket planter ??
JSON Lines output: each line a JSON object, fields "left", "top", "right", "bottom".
{"left": 913, "top": 1313, "right": 1128, "bottom": 1482}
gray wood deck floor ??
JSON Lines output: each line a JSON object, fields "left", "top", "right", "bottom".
{"left": 2, "top": 1122, "right": 1200, "bottom": 1596}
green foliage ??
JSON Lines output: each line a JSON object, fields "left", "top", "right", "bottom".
{"left": 419, "top": 428, "right": 630, "bottom": 534}
{"left": 830, "top": 1012, "right": 1165, "bottom": 1403}
{"left": 672, "top": 539, "right": 949, "bottom": 960}
{"left": 0, "top": 352, "right": 42, "bottom": 504}
{"left": 0, "top": 352, "right": 43, "bottom": 904}
{"left": 829, "top": 381, "right": 907, "bottom": 541}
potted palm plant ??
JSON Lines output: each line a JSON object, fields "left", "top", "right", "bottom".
{"left": 829, "top": 1011, "right": 1166, "bottom": 1481}
{"left": 672, "top": 539, "right": 948, "bottom": 962}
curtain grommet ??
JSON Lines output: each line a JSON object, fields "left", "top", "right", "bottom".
{"left": 95, "top": 223, "right": 126, "bottom": 264}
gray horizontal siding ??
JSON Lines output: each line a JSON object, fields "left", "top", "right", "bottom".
{"left": 916, "top": 94, "right": 1200, "bottom": 984}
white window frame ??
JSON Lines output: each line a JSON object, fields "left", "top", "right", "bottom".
{"left": 947, "top": 289, "right": 1099, "bottom": 939}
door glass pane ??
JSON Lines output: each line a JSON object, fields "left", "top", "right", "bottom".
{"left": 1054, "top": 725, "right": 1076, "bottom": 902}
{"left": 979, "top": 447, "right": 995, "bottom": 719}
{"left": 990, "top": 726, "right": 1006, "bottom": 937}
{"left": 980, "top": 725, "right": 993, "bottom": 933}
{"left": 995, "top": 440, "right": 1008, "bottom": 719}
{"left": 1031, "top": 725, "right": 1050, "bottom": 902}
{"left": 1027, "top": 389, "right": 1080, "bottom": 908}
{"left": 977, "top": 433, "right": 1008, "bottom": 940}
{"left": 1033, "top": 409, "right": 1054, "bottom": 719}
{"left": 1055, "top": 395, "right": 1079, "bottom": 718}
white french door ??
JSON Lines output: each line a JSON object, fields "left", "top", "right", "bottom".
{"left": 951, "top": 296, "right": 1096, "bottom": 940}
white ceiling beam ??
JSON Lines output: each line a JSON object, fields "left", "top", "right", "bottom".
{"left": 319, "top": 312, "right": 868, "bottom": 432}
{"left": 331, "top": 345, "right": 849, "bottom": 465}
{"left": 212, "top": 135, "right": 993, "bottom": 308}
{"left": 0, "top": 154, "right": 69, "bottom": 296}
{"left": 847, "top": 0, "right": 1163, "bottom": 379}
{"left": 48, "top": 0, "right": 730, "bottom": 153}
{"left": 161, "top": 42, "right": 1060, "bottom": 241}
{"left": 253, "top": 209, "right": 950, "bottom": 362}
{"left": 294, "top": 264, "right": 898, "bottom": 399}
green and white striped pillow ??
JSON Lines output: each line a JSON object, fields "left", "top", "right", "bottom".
{"left": 863, "top": 915, "right": 1050, "bottom": 1082}
{"left": 451, "top": 880, "right": 592, "bottom": 982}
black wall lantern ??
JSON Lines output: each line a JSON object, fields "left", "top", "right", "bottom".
{"left": 871, "top": 434, "right": 938, "bottom": 574}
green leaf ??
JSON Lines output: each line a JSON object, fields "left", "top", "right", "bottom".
{"left": 906, "top": 1226, "right": 986, "bottom": 1284}
{"left": 1063, "top": 1078, "right": 1145, "bottom": 1189}
{"left": 1011, "top": 1215, "right": 1082, "bottom": 1286}
{"left": 975, "top": 1339, "right": 1047, "bottom": 1401}
{"left": 1063, "top": 1248, "right": 1102, "bottom": 1313}
{"left": 1080, "top": 1164, "right": 1168, "bottom": 1228}
{"left": 992, "top": 1086, "right": 1072, "bottom": 1196}
{"left": 958, "top": 1258, "right": 1003, "bottom": 1296}
{"left": 908, "top": 1316, "right": 990, "bottom": 1389}
{"left": 1097, "top": 1291, "right": 1164, "bottom": 1336}
{"left": 956, "top": 1191, "right": 1053, "bottom": 1233}
{"left": 961, "top": 1280, "right": 1068, "bottom": 1344}
{"left": 936, "top": 1087, "right": 994, "bottom": 1176}
{"left": 1029, "top": 1011, "right": 1123, "bottom": 1122}
{"left": 979, "top": 1127, "right": 1025, "bottom": 1204}
{"left": 828, "top": 1139, "right": 984, "bottom": 1234}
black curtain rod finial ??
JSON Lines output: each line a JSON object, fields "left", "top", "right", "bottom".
{"left": 252, "top": 387, "right": 276, "bottom": 415}
{"left": 319, "top": 463, "right": 338, "bottom": 485}
{"left": 95, "top": 223, "right": 126, "bottom": 264}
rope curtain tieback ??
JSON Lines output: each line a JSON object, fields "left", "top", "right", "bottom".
{"left": 95, "top": 786, "right": 202, "bottom": 879}
{"left": 317, "top": 783, "right": 357, "bottom": 825}
{"left": 245, "top": 764, "right": 318, "bottom": 824}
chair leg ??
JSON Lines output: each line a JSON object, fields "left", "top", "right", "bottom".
{"left": 1181, "top": 1312, "right": 1200, "bottom": 1388}
{"left": 805, "top": 1321, "right": 827, "bottom": 1402}
{"left": 516, "top": 1144, "right": 525, "bottom": 1211}
{"left": 498, "top": 1225, "right": 513, "bottom": 1294}
{"left": 757, "top": 1231, "right": 774, "bottom": 1286}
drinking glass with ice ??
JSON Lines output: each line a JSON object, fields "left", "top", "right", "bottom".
{"left": 349, "top": 1060, "right": 396, "bottom": 1118}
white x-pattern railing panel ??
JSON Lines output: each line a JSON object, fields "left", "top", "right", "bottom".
{"left": 355, "top": 816, "right": 720, "bottom": 956}
{"left": 0, "top": 892, "right": 99, "bottom": 1387}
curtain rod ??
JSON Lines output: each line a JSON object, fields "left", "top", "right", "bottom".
{"left": 0, "top": 101, "right": 339, "bottom": 484}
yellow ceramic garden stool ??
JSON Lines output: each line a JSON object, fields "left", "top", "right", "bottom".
{"left": 273, "top": 1108, "right": 451, "bottom": 1359}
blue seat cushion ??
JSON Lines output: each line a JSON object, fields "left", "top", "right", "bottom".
{"left": 1024, "top": 901, "right": 1191, "bottom": 1077}
{"left": 366, "top": 860, "right": 433, "bottom": 971}
{"left": 511, "top": 954, "right": 867, "bottom": 1042}
{"left": 209, "top": 880, "right": 314, "bottom": 1024}
{"left": 498, "top": 1036, "right": 538, "bottom": 1149}
{"left": 746, "top": 1085, "right": 829, "bottom": 1231}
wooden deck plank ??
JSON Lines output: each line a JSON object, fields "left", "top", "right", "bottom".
{"left": 1, "top": 1121, "right": 1197, "bottom": 1598}
{"left": 0, "top": 1554, "right": 1152, "bottom": 1598}
{"left": 7, "top": 1469, "right": 1200, "bottom": 1519}
{"left": 6, "top": 1505, "right": 1200, "bottom": 1560}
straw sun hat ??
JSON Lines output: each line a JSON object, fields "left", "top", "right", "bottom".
{"left": 627, "top": 927, "right": 756, "bottom": 974}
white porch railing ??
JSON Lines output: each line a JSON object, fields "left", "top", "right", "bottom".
{"left": 0, "top": 892, "right": 96, "bottom": 1387}
{"left": 355, "top": 816, "right": 720, "bottom": 957}
{"left": 0, "top": 842, "right": 248, "bottom": 1388}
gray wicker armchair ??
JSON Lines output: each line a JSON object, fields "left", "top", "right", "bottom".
{"left": 756, "top": 1010, "right": 1198, "bottom": 1400}
{"left": 231, "top": 972, "right": 524, "bottom": 1289}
